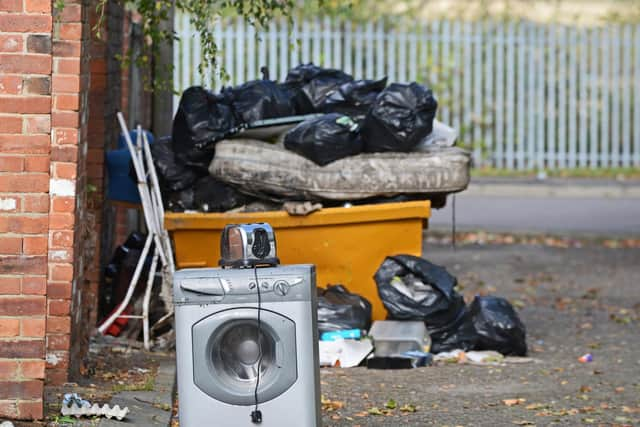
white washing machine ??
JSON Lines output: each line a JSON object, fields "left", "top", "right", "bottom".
{"left": 174, "top": 264, "right": 321, "bottom": 427}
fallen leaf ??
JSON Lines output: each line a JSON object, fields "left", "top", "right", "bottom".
{"left": 525, "top": 403, "right": 549, "bottom": 410}
{"left": 385, "top": 399, "right": 397, "bottom": 409}
{"left": 503, "top": 398, "right": 526, "bottom": 406}
{"left": 399, "top": 404, "right": 417, "bottom": 413}
{"left": 353, "top": 411, "right": 368, "bottom": 417}
{"left": 368, "top": 407, "right": 384, "bottom": 416}
{"left": 512, "top": 421, "right": 535, "bottom": 426}
{"left": 579, "top": 385, "right": 592, "bottom": 393}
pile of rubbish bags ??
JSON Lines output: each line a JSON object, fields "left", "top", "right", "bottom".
{"left": 154, "top": 63, "right": 460, "bottom": 213}
{"left": 317, "top": 255, "right": 527, "bottom": 368}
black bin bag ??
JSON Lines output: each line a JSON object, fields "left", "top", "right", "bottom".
{"left": 321, "top": 77, "right": 388, "bottom": 120}
{"left": 285, "top": 63, "right": 354, "bottom": 114}
{"left": 150, "top": 136, "right": 199, "bottom": 193}
{"left": 317, "top": 285, "right": 372, "bottom": 334}
{"left": 193, "top": 176, "right": 252, "bottom": 212}
{"left": 283, "top": 113, "right": 363, "bottom": 166}
{"left": 172, "top": 86, "right": 237, "bottom": 172}
{"left": 231, "top": 79, "right": 296, "bottom": 124}
{"left": 361, "top": 82, "right": 438, "bottom": 152}
{"left": 469, "top": 296, "right": 527, "bottom": 356}
{"left": 374, "top": 255, "right": 476, "bottom": 352}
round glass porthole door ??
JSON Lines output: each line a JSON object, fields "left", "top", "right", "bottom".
{"left": 192, "top": 308, "right": 298, "bottom": 405}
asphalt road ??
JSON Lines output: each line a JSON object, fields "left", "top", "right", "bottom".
{"left": 321, "top": 243, "right": 640, "bottom": 426}
{"left": 429, "top": 180, "right": 640, "bottom": 236}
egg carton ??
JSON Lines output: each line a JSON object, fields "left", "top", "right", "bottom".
{"left": 61, "top": 403, "right": 130, "bottom": 420}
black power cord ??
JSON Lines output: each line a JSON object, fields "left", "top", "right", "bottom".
{"left": 250, "top": 265, "right": 263, "bottom": 424}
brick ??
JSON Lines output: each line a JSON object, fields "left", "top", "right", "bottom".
{"left": 0, "top": 96, "right": 50, "bottom": 114}
{"left": 0, "top": 135, "right": 49, "bottom": 154}
{"left": 0, "top": 196, "right": 20, "bottom": 212}
{"left": 53, "top": 128, "right": 78, "bottom": 145}
{"left": 51, "top": 111, "right": 79, "bottom": 127}
{"left": 48, "top": 213, "right": 75, "bottom": 230}
{"left": 55, "top": 58, "right": 81, "bottom": 74}
{"left": 0, "top": 156, "right": 23, "bottom": 172}
{"left": 52, "top": 196, "right": 74, "bottom": 213}
{"left": 21, "top": 276, "right": 46, "bottom": 295}
{"left": 0, "top": 14, "right": 51, "bottom": 32}
{"left": 50, "top": 230, "right": 73, "bottom": 248}
{"left": 23, "top": 236, "right": 47, "bottom": 255}
{"left": 18, "top": 399, "right": 43, "bottom": 420}
{"left": 54, "top": 94, "right": 80, "bottom": 111}
{"left": 58, "top": 22, "right": 82, "bottom": 40}
{"left": 48, "top": 299, "right": 70, "bottom": 317}
{"left": 23, "top": 195, "right": 49, "bottom": 213}
{"left": 0, "top": 237, "right": 21, "bottom": 254}
{"left": 46, "top": 316, "right": 70, "bottom": 334}
{"left": 0, "top": 34, "right": 23, "bottom": 52}
{"left": 0, "top": 54, "right": 51, "bottom": 74}
{"left": 21, "top": 318, "right": 45, "bottom": 337}
{"left": 45, "top": 350, "right": 68, "bottom": 369}
{"left": 0, "top": 216, "right": 47, "bottom": 234}
{"left": 48, "top": 247, "right": 72, "bottom": 263}
{"left": 53, "top": 162, "right": 76, "bottom": 179}
{"left": 0, "top": 276, "right": 21, "bottom": 294}
{"left": 0, "top": 255, "right": 47, "bottom": 275}
{"left": 51, "top": 75, "right": 80, "bottom": 93}
{"left": 26, "top": 35, "right": 51, "bottom": 54}
{"left": 22, "top": 76, "right": 50, "bottom": 95}
{"left": 53, "top": 3, "right": 81, "bottom": 22}
{"left": 0, "top": 296, "right": 45, "bottom": 316}
{"left": 0, "top": 0, "right": 22, "bottom": 11}
{"left": 25, "top": 0, "right": 51, "bottom": 13}
{"left": 46, "top": 282, "right": 71, "bottom": 299}
{"left": 47, "top": 333, "right": 70, "bottom": 351}
{"left": 0, "top": 318, "right": 20, "bottom": 336}
{"left": 20, "top": 360, "right": 45, "bottom": 380}
{"left": 50, "top": 263, "right": 73, "bottom": 281}
{"left": 0, "top": 116, "right": 22, "bottom": 133}
{"left": 0, "top": 380, "right": 43, "bottom": 399}
{"left": 0, "top": 76, "right": 23, "bottom": 94}
{"left": 23, "top": 155, "right": 49, "bottom": 172}
{"left": 45, "top": 367, "right": 67, "bottom": 385}
{"left": 0, "top": 174, "right": 49, "bottom": 192}
{"left": 0, "top": 400, "right": 18, "bottom": 419}
{"left": 23, "top": 115, "right": 51, "bottom": 134}
{"left": 0, "top": 339, "right": 44, "bottom": 358}
{"left": 52, "top": 40, "right": 80, "bottom": 57}
{"left": 0, "top": 360, "right": 18, "bottom": 379}
{"left": 50, "top": 145, "right": 78, "bottom": 162}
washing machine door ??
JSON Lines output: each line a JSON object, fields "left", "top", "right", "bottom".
{"left": 192, "top": 307, "right": 298, "bottom": 406}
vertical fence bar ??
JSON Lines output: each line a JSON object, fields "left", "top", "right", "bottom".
{"left": 376, "top": 21, "right": 385, "bottom": 79}
{"left": 224, "top": 23, "right": 235, "bottom": 85}
{"left": 495, "top": 23, "right": 504, "bottom": 168}
{"left": 557, "top": 26, "right": 567, "bottom": 169}
{"left": 409, "top": 26, "right": 417, "bottom": 82}
{"left": 441, "top": 20, "right": 451, "bottom": 125}
{"left": 484, "top": 21, "right": 494, "bottom": 167}
{"left": 451, "top": 20, "right": 462, "bottom": 137}
{"left": 290, "top": 20, "right": 299, "bottom": 72}
{"left": 536, "top": 25, "right": 546, "bottom": 170}
{"left": 388, "top": 26, "right": 397, "bottom": 82}
{"left": 173, "top": 12, "right": 182, "bottom": 110}
{"left": 213, "top": 20, "right": 223, "bottom": 90}
{"left": 431, "top": 20, "right": 440, "bottom": 88}
{"left": 526, "top": 23, "right": 537, "bottom": 169}
{"left": 192, "top": 22, "right": 202, "bottom": 85}
{"left": 333, "top": 17, "right": 342, "bottom": 70}
{"left": 257, "top": 23, "right": 267, "bottom": 75}
{"left": 312, "top": 18, "right": 321, "bottom": 65}
{"left": 301, "top": 20, "right": 311, "bottom": 64}
{"left": 419, "top": 22, "right": 428, "bottom": 83}
{"left": 268, "top": 21, "right": 277, "bottom": 81}
{"left": 578, "top": 28, "right": 588, "bottom": 167}
{"left": 355, "top": 24, "right": 363, "bottom": 79}
{"left": 505, "top": 21, "right": 515, "bottom": 169}
{"left": 323, "top": 16, "right": 332, "bottom": 67}
{"left": 344, "top": 20, "right": 352, "bottom": 75}
{"left": 181, "top": 13, "right": 191, "bottom": 92}
{"left": 634, "top": 25, "right": 640, "bottom": 166}
{"left": 546, "top": 25, "right": 556, "bottom": 169}
{"left": 235, "top": 18, "right": 245, "bottom": 83}
{"left": 589, "top": 28, "right": 599, "bottom": 168}
{"left": 473, "top": 21, "right": 483, "bottom": 164}
{"left": 568, "top": 27, "right": 577, "bottom": 168}
{"left": 610, "top": 25, "right": 620, "bottom": 167}
{"left": 279, "top": 19, "right": 289, "bottom": 80}
{"left": 365, "top": 22, "right": 374, "bottom": 78}
{"left": 246, "top": 23, "right": 256, "bottom": 81}
{"left": 462, "top": 21, "right": 472, "bottom": 148}
{"left": 600, "top": 28, "right": 610, "bottom": 167}
{"left": 516, "top": 22, "right": 526, "bottom": 169}
{"left": 621, "top": 25, "right": 631, "bottom": 167}
{"left": 398, "top": 23, "right": 407, "bottom": 82}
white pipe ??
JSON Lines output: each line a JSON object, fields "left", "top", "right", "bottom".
{"left": 142, "top": 247, "right": 160, "bottom": 350}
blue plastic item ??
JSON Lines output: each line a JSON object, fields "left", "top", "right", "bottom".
{"left": 320, "top": 329, "right": 362, "bottom": 341}
{"left": 106, "top": 130, "right": 154, "bottom": 203}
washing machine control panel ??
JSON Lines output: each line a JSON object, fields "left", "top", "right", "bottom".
{"left": 180, "top": 276, "right": 303, "bottom": 296}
